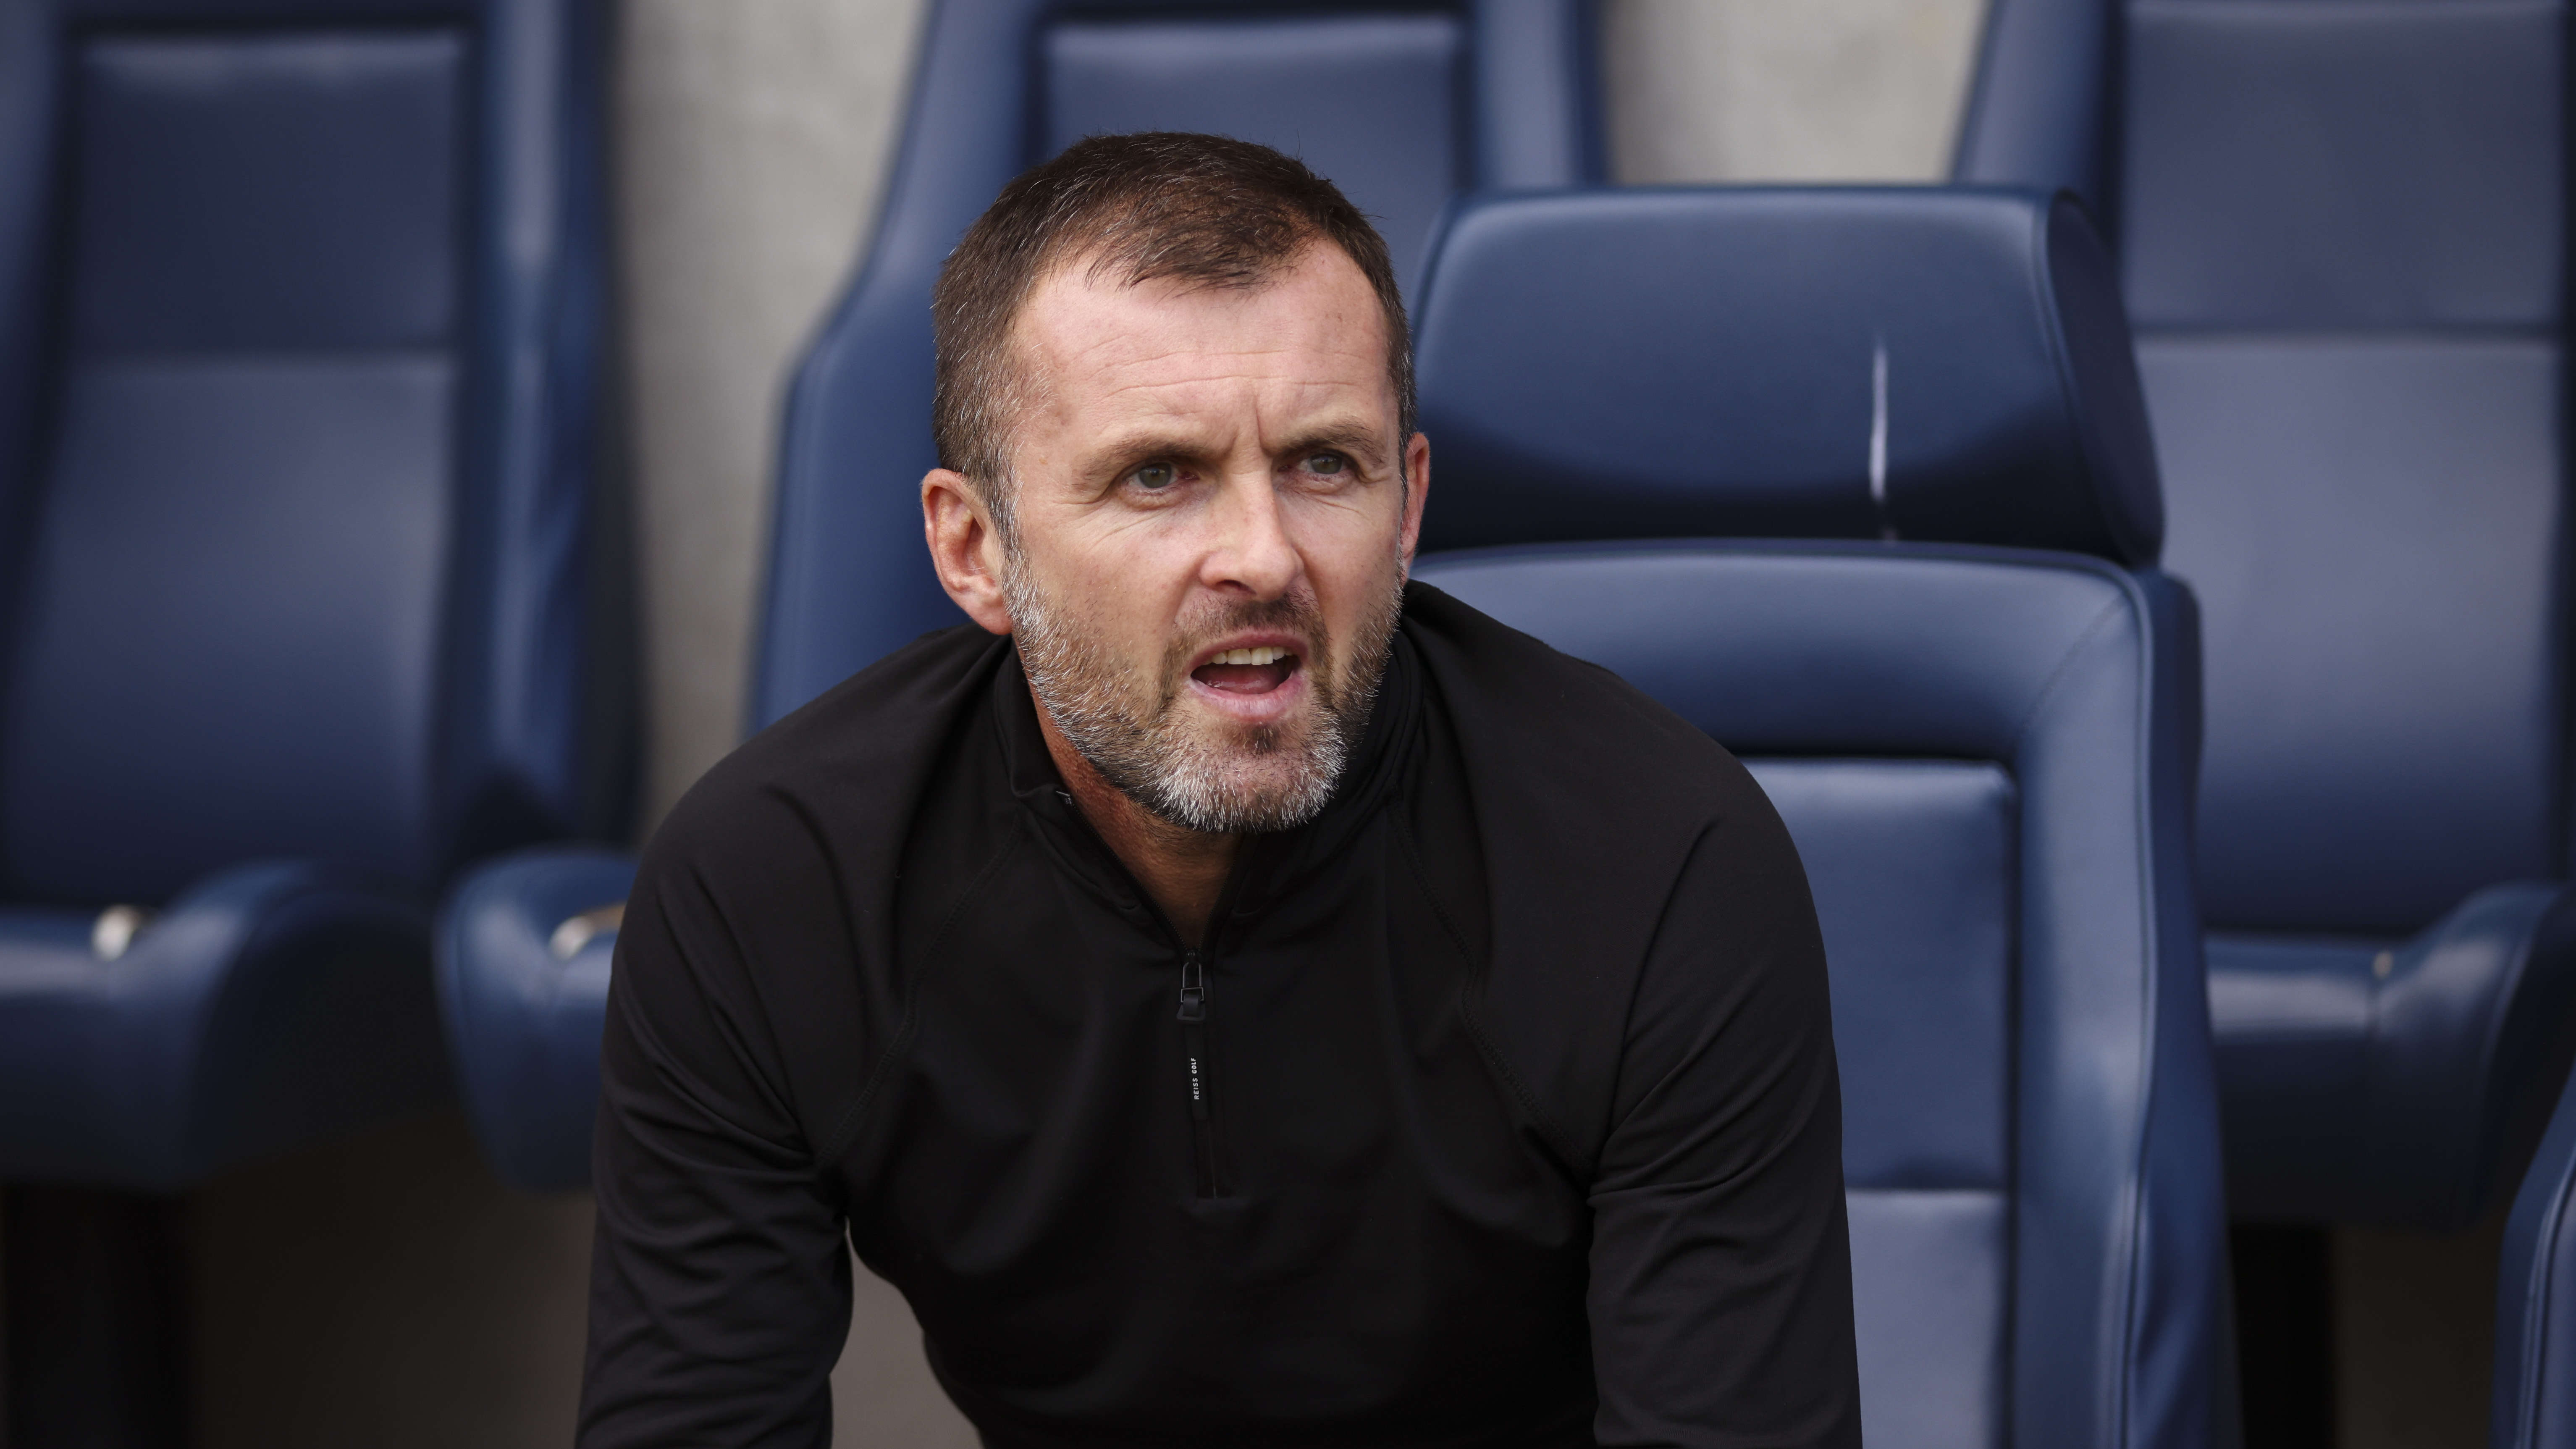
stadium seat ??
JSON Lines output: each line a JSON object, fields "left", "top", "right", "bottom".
{"left": 1411, "top": 187, "right": 2228, "bottom": 1448}
{"left": 1955, "top": 0, "right": 2576, "bottom": 1239}
{"left": 2493, "top": 1047, "right": 2576, "bottom": 1448}
{"left": 441, "top": 0, "right": 1604, "bottom": 1193}
{"left": 0, "top": 0, "right": 615, "bottom": 1435}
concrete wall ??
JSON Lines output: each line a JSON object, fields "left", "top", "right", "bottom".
{"left": 1606, "top": 0, "right": 1985, "bottom": 186}
{"left": 184, "top": 3, "right": 2008, "bottom": 1446}
{"left": 620, "top": 0, "right": 929, "bottom": 827}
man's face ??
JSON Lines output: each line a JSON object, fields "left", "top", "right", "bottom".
{"left": 990, "top": 244, "right": 1428, "bottom": 833}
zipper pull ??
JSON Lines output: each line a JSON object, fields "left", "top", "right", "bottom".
{"left": 1177, "top": 951, "right": 1206, "bottom": 1021}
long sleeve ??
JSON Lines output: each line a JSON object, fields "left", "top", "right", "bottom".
{"left": 1585, "top": 808, "right": 1862, "bottom": 1447}
{"left": 578, "top": 803, "right": 857, "bottom": 1449}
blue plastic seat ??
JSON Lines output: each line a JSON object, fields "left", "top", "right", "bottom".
{"left": 0, "top": 0, "right": 612, "bottom": 1432}
{"left": 1956, "top": 0, "right": 2576, "bottom": 1237}
{"left": 441, "top": 0, "right": 1603, "bottom": 1193}
{"left": 1410, "top": 187, "right": 2227, "bottom": 1447}
{"left": 0, "top": 0, "right": 611, "bottom": 1190}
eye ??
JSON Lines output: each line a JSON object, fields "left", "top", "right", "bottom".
{"left": 1305, "top": 452, "right": 1348, "bottom": 476}
{"left": 1130, "top": 461, "right": 1178, "bottom": 491}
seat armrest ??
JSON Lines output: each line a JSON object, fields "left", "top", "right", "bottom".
{"left": 435, "top": 844, "right": 636, "bottom": 1191}
{"left": 0, "top": 860, "right": 440, "bottom": 1187}
{"left": 2213, "top": 880, "right": 2576, "bottom": 1228}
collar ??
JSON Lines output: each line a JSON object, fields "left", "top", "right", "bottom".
{"left": 992, "top": 618, "right": 1424, "bottom": 929}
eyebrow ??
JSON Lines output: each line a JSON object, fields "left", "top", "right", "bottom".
{"left": 1083, "top": 420, "right": 1394, "bottom": 476}
{"left": 1277, "top": 424, "right": 1391, "bottom": 464}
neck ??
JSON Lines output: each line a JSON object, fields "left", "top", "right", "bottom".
{"left": 1033, "top": 706, "right": 1240, "bottom": 948}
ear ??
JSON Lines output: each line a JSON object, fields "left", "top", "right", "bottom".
{"left": 1397, "top": 431, "right": 1431, "bottom": 573}
{"left": 923, "top": 469, "right": 1015, "bottom": 635}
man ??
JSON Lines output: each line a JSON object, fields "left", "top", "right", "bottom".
{"left": 583, "top": 133, "right": 1858, "bottom": 1448}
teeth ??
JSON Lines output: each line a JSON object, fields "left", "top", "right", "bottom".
{"left": 1212, "top": 646, "right": 1290, "bottom": 666}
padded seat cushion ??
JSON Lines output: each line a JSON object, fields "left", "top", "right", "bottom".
{"left": 1413, "top": 188, "right": 2162, "bottom": 562}
{"left": 0, "top": 31, "right": 463, "bottom": 906}
{"left": 1844, "top": 1189, "right": 2010, "bottom": 1449}
{"left": 64, "top": 31, "right": 462, "bottom": 352}
{"left": 3, "top": 357, "right": 450, "bottom": 903}
{"left": 1754, "top": 760, "right": 2013, "bottom": 1191}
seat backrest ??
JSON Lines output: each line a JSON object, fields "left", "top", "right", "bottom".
{"left": 750, "top": 0, "right": 1603, "bottom": 727}
{"left": 1410, "top": 189, "right": 2226, "bottom": 1449}
{"left": 1414, "top": 186, "right": 2162, "bottom": 561}
{"left": 0, "top": 0, "right": 613, "bottom": 907}
{"left": 1955, "top": 0, "right": 2568, "bottom": 936}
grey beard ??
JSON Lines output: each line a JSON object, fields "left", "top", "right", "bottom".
{"left": 1003, "top": 561, "right": 1402, "bottom": 835}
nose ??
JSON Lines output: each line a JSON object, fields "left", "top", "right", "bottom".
{"left": 1200, "top": 471, "right": 1301, "bottom": 600}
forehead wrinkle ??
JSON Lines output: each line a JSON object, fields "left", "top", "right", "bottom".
{"left": 1025, "top": 269, "right": 1384, "bottom": 369}
{"left": 1088, "top": 370, "right": 1382, "bottom": 412}
{"left": 1094, "top": 342, "right": 1297, "bottom": 376}
{"left": 1070, "top": 333, "right": 1377, "bottom": 383}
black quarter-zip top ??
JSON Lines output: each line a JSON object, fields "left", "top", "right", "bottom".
{"left": 583, "top": 583, "right": 1860, "bottom": 1449}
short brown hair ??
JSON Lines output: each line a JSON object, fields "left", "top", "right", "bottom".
{"left": 931, "top": 132, "right": 1414, "bottom": 536}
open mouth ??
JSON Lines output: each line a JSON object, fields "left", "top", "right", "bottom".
{"left": 1191, "top": 644, "right": 1301, "bottom": 695}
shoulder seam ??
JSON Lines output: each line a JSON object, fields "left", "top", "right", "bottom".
{"left": 1392, "top": 812, "right": 1588, "bottom": 1175}
{"left": 1600, "top": 818, "right": 1727, "bottom": 1144}
{"left": 811, "top": 815, "right": 1031, "bottom": 1167}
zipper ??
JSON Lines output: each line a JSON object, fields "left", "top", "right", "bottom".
{"left": 1177, "top": 950, "right": 1219, "bottom": 1197}
{"left": 1157, "top": 844, "right": 1257, "bottom": 1201}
